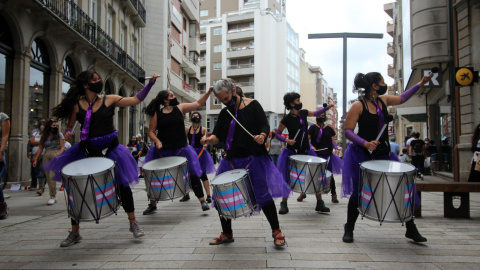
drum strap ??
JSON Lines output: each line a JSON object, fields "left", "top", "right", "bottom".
{"left": 228, "top": 156, "right": 255, "bottom": 170}
{"left": 197, "top": 147, "right": 204, "bottom": 158}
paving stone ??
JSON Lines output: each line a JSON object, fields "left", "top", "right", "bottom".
{"left": 267, "top": 259, "right": 353, "bottom": 269}
{"left": 100, "top": 261, "right": 184, "bottom": 269}
{"left": 182, "top": 260, "right": 266, "bottom": 269}
{"left": 351, "top": 262, "right": 441, "bottom": 269}
{"left": 18, "top": 261, "right": 107, "bottom": 269}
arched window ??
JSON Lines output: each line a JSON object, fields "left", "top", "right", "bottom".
{"left": 104, "top": 79, "right": 113, "bottom": 95}
{"left": 29, "top": 39, "right": 51, "bottom": 134}
{"left": 0, "top": 15, "right": 14, "bottom": 115}
{"left": 62, "top": 56, "right": 76, "bottom": 98}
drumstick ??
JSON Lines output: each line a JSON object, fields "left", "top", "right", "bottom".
{"left": 225, "top": 109, "right": 254, "bottom": 138}
{"left": 315, "top": 148, "right": 328, "bottom": 152}
{"left": 369, "top": 115, "right": 394, "bottom": 154}
{"left": 71, "top": 121, "right": 78, "bottom": 134}
{"left": 292, "top": 129, "right": 300, "bottom": 141}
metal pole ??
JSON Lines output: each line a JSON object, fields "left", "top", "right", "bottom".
{"left": 342, "top": 35, "right": 347, "bottom": 156}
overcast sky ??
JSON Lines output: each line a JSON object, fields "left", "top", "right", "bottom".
{"left": 286, "top": 0, "right": 397, "bottom": 121}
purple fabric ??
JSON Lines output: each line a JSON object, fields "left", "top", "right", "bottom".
{"left": 144, "top": 144, "right": 202, "bottom": 178}
{"left": 43, "top": 130, "right": 140, "bottom": 186}
{"left": 372, "top": 100, "right": 385, "bottom": 136}
{"left": 277, "top": 147, "right": 317, "bottom": 184}
{"left": 316, "top": 126, "right": 323, "bottom": 143}
{"left": 195, "top": 147, "right": 216, "bottom": 174}
{"left": 313, "top": 106, "right": 329, "bottom": 117}
{"left": 275, "top": 129, "right": 286, "bottom": 142}
{"left": 333, "top": 141, "right": 338, "bottom": 149}
{"left": 345, "top": 129, "right": 366, "bottom": 147}
{"left": 64, "top": 128, "right": 71, "bottom": 135}
{"left": 80, "top": 98, "right": 96, "bottom": 141}
{"left": 317, "top": 154, "right": 343, "bottom": 174}
{"left": 225, "top": 109, "right": 238, "bottom": 150}
{"left": 400, "top": 84, "right": 420, "bottom": 104}
{"left": 136, "top": 79, "right": 155, "bottom": 101}
{"left": 213, "top": 154, "right": 292, "bottom": 212}
{"left": 190, "top": 128, "right": 197, "bottom": 147}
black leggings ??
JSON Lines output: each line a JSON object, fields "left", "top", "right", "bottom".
{"left": 200, "top": 173, "right": 209, "bottom": 182}
{"left": 217, "top": 200, "right": 280, "bottom": 234}
{"left": 71, "top": 183, "right": 134, "bottom": 226}
{"left": 191, "top": 175, "right": 205, "bottom": 199}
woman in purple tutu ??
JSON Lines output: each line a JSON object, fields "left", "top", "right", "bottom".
{"left": 307, "top": 110, "right": 343, "bottom": 203}
{"left": 203, "top": 79, "right": 291, "bottom": 247}
{"left": 46, "top": 70, "right": 158, "bottom": 247}
{"left": 180, "top": 111, "right": 215, "bottom": 203}
{"left": 275, "top": 92, "right": 334, "bottom": 214}
{"left": 342, "top": 72, "right": 431, "bottom": 243}
{"left": 142, "top": 88, "right": 213, "bottom": 215}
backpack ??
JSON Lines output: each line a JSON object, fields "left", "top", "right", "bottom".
{"left": 413, "top": 140, "right": 423, "bottom": 154}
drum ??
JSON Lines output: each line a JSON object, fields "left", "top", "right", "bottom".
{"left": 322, "top": 170, "right": 333, "bottom": 194}
{"left": 210, "top": 169, "right": 258, "bottom": 219}
{"left": 358, "top": 160, "right": 416, "bottom": 224}
{"left": 143, "top": 157, "right": 191, "bottom": 201}
{"left": 288, "top": 155, "right": 328, "bottom": 194}
{"left": 61, "top": 157, "right": 120, "bottom": 224}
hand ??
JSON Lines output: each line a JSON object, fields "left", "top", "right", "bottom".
{"left": 65, "top": 130, "right": 73, "bottom": 141}
{"left": 286, "top": 139, "right": 295, "bottom": 146}
{"left": 200, "top": 137, "right": 207, "bottom": 146}
{"left": 364, "top": 141, "right": 380, "bottom": 151}
{"left": 328, "top": 102, "right": 335, "bottom": 109}
{"left": 155, "top": 141, "right": 163, "bottom": 150}
{"left": 32, "top": 157, "right": 37, "bottom": 167}
{"left": 418, "top": 75, "right": 431, "bottom": 87}
{"left": 208, "top": 86, "right": 213, "bottom": 93}
{"left": 150, "top": 73, "right": 160, "bottom": 82}
{"left": 253, "top": 134, "right": 265, "bottom": 145}
{"left": 312, "top": 146, "right": 317, "bottom": 151}
{"left": 27, "top": 152, "right": 31, "bottom": 158}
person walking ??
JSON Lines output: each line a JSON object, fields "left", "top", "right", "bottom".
{"left": 266, "top": 129, "right": 283, "bottom": 166}
{"left": 29, "top": 122, "right": 47, "bottom": 195}
{"left": 0, "top": 111, "right": 10, "bottom": 219}
{"left": 468, "top": 123, "right": 480, "bottom": 182}
{"left": 410, "top": 132, "right": 426, "bottom": 179}
{"left": 389, "top": 137, "right": 400, "bottom": 156}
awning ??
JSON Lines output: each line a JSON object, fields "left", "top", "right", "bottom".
{"left": 396, "top": 106, "right": 451, "bottom": 122}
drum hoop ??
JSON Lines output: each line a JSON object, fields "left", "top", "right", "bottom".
{"left": 143, "top": 157, "right": 188, "bottom": 171}
{"left": 360, "top": 160, "right": 416, "bottom": 174}
{"left": 289, "top": 155, "right": 326, "bottom": 164}
{"left": 61, "top": 157, "right": 115, "bottom": 177}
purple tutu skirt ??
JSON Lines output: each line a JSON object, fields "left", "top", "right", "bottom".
{"left": 195, "top": 147, "right": 216, "bottom": 175}
{"left": 214, "top": 154, "right": 292, "bottom": 212}
{"left": 144, "top": 145, "right": 202, "bottom": 178}
{"left": 277, "top": 147, "right": 317, "bottom": 183}
{"left": 43, "top": 131, "right": 139, "bottom": 186}
{"left": 317, "top": 154, "right": 343, "bottom": 174}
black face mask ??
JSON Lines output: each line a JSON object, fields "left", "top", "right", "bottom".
{"left": 376, "top": 85, "right": 388, "bottom": 95}
{"left": 51, "top": 127, "right": 59, "bottom": 134}
{"left": 88, "top": 81, "right": 103, "bottom": 94}
{"left": 191, "top": 117, "right": 200, "bottom": 123}
{"left": 316, "top": 117, "right": 325, "bottom": 124}
{"left": 168, "top": 97, "right": 179, "bottom": 106}
{"left": 225, "top": 94, "right": 237, "bottom": 108}
{"left": 293, "top": 103, "right": 303, "bottom": 110}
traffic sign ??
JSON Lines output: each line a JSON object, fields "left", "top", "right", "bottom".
{"left": 422, "top": 68, "right": 442, "bottom": 87}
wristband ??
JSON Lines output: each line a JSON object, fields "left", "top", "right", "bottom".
{"left": 345, "top": 129, "right": 366, "bottom": 147}
{"left": 136, "top": 79, "right": 156, "bottom": 101}
{"left": 399, "top": 84, "right": 420, "bottom": 104}
{"left": 275, "top": 129, "right": 287, "bottom": 142}
{"left": 313, "top": 106, "right": 329, "bottom": 117}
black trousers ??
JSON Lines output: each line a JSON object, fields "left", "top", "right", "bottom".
{"left": 217, "top": 200, "right": 279, "bottom": 234}
{"left": 412, "top": 155, "right": 425, "bottom": 175}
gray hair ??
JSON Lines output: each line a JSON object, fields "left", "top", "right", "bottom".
{"left": 213, "top": 79, "right": 236, "bottom": 95}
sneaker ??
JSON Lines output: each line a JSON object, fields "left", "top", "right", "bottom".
{"left": 315, "top": 200, "right": 330, "bottom": 212}
{"left": 47, "top": 197, "right": 57, "bottom": 205}
{"left": 206, "top": 195, "right": 212, "bottom": 204}
{"left": 342, "top": 224, "right": 354, "bottom": 243}
{"left": 0, "top": 202, "right": 8, "bottom": 220}
{"left": 37, "top": 189, "right": 44, "bottom": 196}
{"left": 139, "top": 175, "right": 144, "bottom": 179}
{"left": 60, "top": 231, "right": 82, "bottom": 247}
{"left": 331, "top": 194, "right": 339, "bottom": 203}
{"left": 297, "top": 193, "right": 306, "bottom": 202}
{"left": 59, "top": 185, "right": 64, "bottom": 191}
{"left": 129, "top": 222, "right": 145, "bottom": 238}
{"left": 28, "top": 186, "right": 37, "bottom": 191}
{"left": 405, "top": 224, "right": 427, "bottom": 242}
{"left": 201, "top": 201, "right": 210, "bottom": 211}
{"left": 142, "top": 204, "right": 157, "bottom": 215}
{"left": 278, "top": 201, "right": 289, "bottom": 215}
{"left": 179, "top": 194, "right": 190, "bottom": 202}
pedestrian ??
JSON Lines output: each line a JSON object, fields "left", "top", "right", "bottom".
{"left": 142, "top": 86, "right": 213, "bottom": 215}
{"left": 28, "top": 118, "right": 45, "bottom": 190}
{"left": 410, "top": 132, "right": 426, "bottom": 179}
{"left": 29, "top": 123, "right": 47, "bottom": 196}
{"left": 390, "top": 137, "right": 400, "bottom": 156}
{"left": 399, "top": 148, "right": 409, "bottom": 163}
{"left": 342, "top": 72, "right": 430, "bottom": 243}
{"left": 43, "top": 70, "right": 158, "bottom": 247}
{"left": 134, "top": 134, "right": 147, "bottom": 178}
{"left": 406, "top": 131, "right": 416, "bottom": 157}
{"left": 468, "top": 123, "right": 480, "bottom": 182}
{"left": 0, "top": 111, "right": 10, "bottom": 219}
{"left": 203, "top": 78, "right": 291, "bottom": 247}
{"left": 275, "top": 92, "right": 333, "bottom": 214}
{"left": 266, "top": 129, "right": 283, "bottom": 166}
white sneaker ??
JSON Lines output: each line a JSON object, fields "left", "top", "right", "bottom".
{"left": 47, "top": 197, "right": 57, "bottom": 205}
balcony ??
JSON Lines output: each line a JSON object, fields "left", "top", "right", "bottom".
{"left": 227, "top": 46, "right": 254, "bottom": 58}
{"left": 183, "top": 55, "right": 200, "bottom": 74}
{"left": 227, "top": 63, "right": 254, "bottom": 76}
{"left": 387, "top": 42, "right": 394, "bottom": 57}
{"left": 120, "top": 0, "right": 146, "bottom": 27}
{"left": 388, "top": 64, "right": 395, "bottom": 78}
{"left": 384, "top": 2, "right": 395, "bottom": 19}
{"left": 199, "top": 74, "right": 206, "bottom": 84}
{"left": 181, "top": 0, "right": 199, "bottom": 21}
{"left": 189, "top": 36, "right": 201, "bottom": 52}
{"left": 226, "top": 9, "right": 255, "bottom": 23}
{"left": 387, "top": 20, "right": 394, "bottom": 37}
{"left": 236, "top": 81, "right": 254, "bottom": 93}
{"left": 227, "top": 28, "right": 254, "bottom": 41}
{"left": 37, "top": 0, "right": 145, "bottom": 83}
{"left": 198, "top": 57, "right": 206, "bottom": 67}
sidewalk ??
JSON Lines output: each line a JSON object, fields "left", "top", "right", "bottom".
{"left": 0, "top": 173, "right": 479, "bottom": 269}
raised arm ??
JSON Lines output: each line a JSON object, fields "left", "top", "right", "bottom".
{"left": 112, "top": 75, "right": 159, "bottom": 108}
{"left": 178, "top": 87, "right": 213, "bottom": 115}
{"left": 307, "top": 102, "right": 335, "bottom": 117}
{"left": 383, "top": 75, "right": 431, "bottom": 106}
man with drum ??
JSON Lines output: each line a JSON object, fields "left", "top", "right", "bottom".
{"left": 45, "top": 70, "right": 158, "bottom": 247}
{"left": 275, "top": 92, "right": 334, "bottom": 214}
{"left": 203, "top": 79, "right": 291, "bottom": 247}
{"left": 341, "top": 72, "right": 430, "bottom": 243}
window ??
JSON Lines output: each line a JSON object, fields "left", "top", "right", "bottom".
{"left": 200, "top": 10, "right": 208, "bottom": 17}
{"left": 213, "top": 62, "right": 221, "bottom": 70}
{"left": 90, "top": 0, "right": 97, "bottom": 23}
{"left": 213, "top": 45, "right": 222, "bottom": 53}
{"left": 120, "top": 27, "right": 125, "bottom": 49}
{"left": 207, "top": 118, "right": 211, "bottom": 132}
{"left": 107, "top": 9, "right": 113, "bottom": 36}
{"left": 214, "top": 97, "right": 220, "bottom": 105}
{"left": 213, "top": 28, "right": 222, "bottom": 35}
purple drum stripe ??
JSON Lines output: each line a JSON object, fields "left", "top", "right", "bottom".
{"left": 361, "top": 184, "right": 372, "bottom": 209}
{"left": 289, "top": 166, "right": 306, "bottom": 184}
{"left": 316, "top": 172, "right": 327, "bottom": 187}
{"left": 95, "top": 180, "right": 116, "bottom": 207}
{"left": 66, "top": 186, "right": 74, "bottom": 208}
{"left": 404, "top": 183, "right": 413, "bottom": 207}
{"left": 219, "top": 202, "right": 247, "bottom": 212}
{"left": 214, "top": 186, "right": 246, "bottom": 210}
{"left": 151, "top": 178, "right": 175, "bottom": 190}
{"left": 182, "top": 168, "right": 189, "bottom": 184}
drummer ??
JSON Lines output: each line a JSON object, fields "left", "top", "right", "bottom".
{"left": 45, "top": 70, "right": 158, "bottom": 247}
{"left": 142, "top": 88, "right": 213, "bottom": 215}
{"left": 203, "top": 79, "right": 291, "bottom": 247}
{"left": 307, "top": 110, "right": 343, "bottom": 203}
{"left": 180, "top": 112, "right": 215, "bottom": 203}
{"left": 275, "top": 92, "right": 334, "bottom": 214}
{"left": 342, "top": 72, "right": 430, "bottom": 243}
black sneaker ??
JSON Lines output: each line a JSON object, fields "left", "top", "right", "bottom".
{"left": 142, "top": 204, "right": 157, "bottom": 215}
{"left": 206, "top": 195, "right": 212, "bottom": 203}
{"left": 201, "top": 201, "right": 210, "bottom": 211}
{"left": 315, "top": 200, "right": 330, "bottom": 212}
{"left": 179, "top": 194, "right": 190, "bottom": 202}
{"left": 278, "top": 201, "right": 289, "bottom": 215}
{"left": 405, "top": 224, "right": 427, "bottom": 242}
{"left": 342, "top": 224, "right": 354, "bottom": 243}
{"left": 0, "top": 202, "right": 8, "bottom": 220}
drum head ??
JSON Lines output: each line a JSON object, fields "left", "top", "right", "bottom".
{"left": 290, "top": 154, "right": 326, "bottom": 164}
{"left": 361, "top": 160, "right": 415, "bottom": 173}
{"left": 62, "top": 157, "right": 114, "bottom": 176}
{"left": 211, "top": 169, "right": 247, "bottom": 185}
{"left": 143, "top": 156, "right": 187, "bottom": 171}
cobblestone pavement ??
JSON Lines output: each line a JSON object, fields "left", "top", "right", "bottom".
{"left": 0, "top": 173, "right": 479, "bottom": 269}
